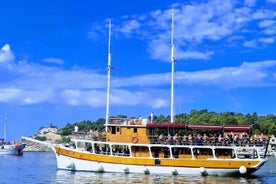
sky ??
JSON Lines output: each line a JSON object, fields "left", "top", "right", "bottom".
{"left": 1, "top": 0, "right": 276, "bottom": 141}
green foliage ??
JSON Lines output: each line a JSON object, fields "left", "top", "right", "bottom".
{"left": 57, "top": 136, "right": 71, "bottom": 144}
{"left": 59, "top": 123, "right": 74, "bottom": 136}
{"left": 57, "top": 109, "right": 276, "bottom": 136}
{"left": 59, "top": 118, "right": 105, "bottom": 136}
{"left": 34, "top": 135, "right": 47, "bottom": 141}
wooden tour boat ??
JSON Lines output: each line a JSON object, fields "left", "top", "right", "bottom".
{"left": 53, "top": 119, "right": 268, "bottom": 176}
{"left": 52, "top": 13, "right": 268, "bottom": 176}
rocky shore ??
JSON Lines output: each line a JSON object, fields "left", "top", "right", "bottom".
{"left": 21, "top": 127, "right": 62, "bottom": 152}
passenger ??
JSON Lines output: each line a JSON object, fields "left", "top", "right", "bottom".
{"left": 124, "top": 147, "right": 130, "bottom": 156}
{"left": 99, "top": 147, "right": 105, "bottom": 154}
{"left": 228, "top": 134, "right": 234, "bottom": 145}
{"left": 182, "top": 135, "right": 188, "bottom": 145}
{"left": 89, "top": 129, "right": 94, "bottom": 140}
{"left": 218, "top": 134, "right": 223, "bottom": 145}
{"left": 202, "top": 134, "right": 207, "bottom": 145}
{"left": 195, "top": 134, "right": 203, "bottom": 145}
{"left": 173, "top": 133, "right": 179, "bottom": 142}
{"left": 71, "top": 143, "right": 76, "bottom": 149}
{"left": 166, "top": 134, "right": 173, "bottom": 145}
{"left": 233, "top": 134, "right": 238, "bottom": 144}
{"left": 158, "top": 133, "right": 164, "bottom": 144}
{"left": 188, "top": 134, "right": 193, "bottom": 145}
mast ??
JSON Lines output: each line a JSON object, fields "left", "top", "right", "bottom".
{"left": 3, "top": 113, "right": 7, "bottom": 141}
{"left": 170, "top": 11, "right": 175, "bottom": 123}
{"left": 105, "top": 21, "right": 112, "bottom": 132}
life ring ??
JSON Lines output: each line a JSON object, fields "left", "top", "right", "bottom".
{"left": 132, "top": 137, "right": 139, "bottom": 144}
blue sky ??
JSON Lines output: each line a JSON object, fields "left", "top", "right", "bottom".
{"left": 1, "top": 0, "right": 276, "bottom": 141}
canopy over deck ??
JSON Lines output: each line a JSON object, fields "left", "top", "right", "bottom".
{"left": 146, "top": 123, "right": 253, "bottom": 132}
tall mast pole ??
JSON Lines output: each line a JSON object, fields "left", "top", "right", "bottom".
{"left": 105, "top": 21, "right": 112, "bottom": 132}
{"left": 4, "top": 113, "right": 7, "bottom": 141}
{"left": 170, "top": 11, "right": 175, "bottom": 123}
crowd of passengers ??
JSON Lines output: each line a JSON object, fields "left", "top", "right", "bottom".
{"left": 154, "top": 132, "right": 268, "bottom": 147}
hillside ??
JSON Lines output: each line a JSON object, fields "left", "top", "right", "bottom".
{"left": 21, "top": 127, "right": 62, "bottom": 152}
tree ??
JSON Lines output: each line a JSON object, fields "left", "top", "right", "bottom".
{"left": 56, "top": 109, "right": 276, "bottom": 139}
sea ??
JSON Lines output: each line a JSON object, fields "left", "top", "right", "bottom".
{"left": 0, "top": 152, "right": 275, "bottom": 184}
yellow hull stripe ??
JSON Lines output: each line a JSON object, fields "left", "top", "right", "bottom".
{"left": 54, "top": 146, "right": 262, "bottom": 169}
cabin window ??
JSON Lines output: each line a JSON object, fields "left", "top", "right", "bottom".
{"left": 131, "top": 146, "right": 150, "bottom": 157}
{"left": 164, "top": 147, "right": 170, "bottom": 158}
{"left": 111, "top": 127, "right": 116, "bottom": 134}
{"left": 76, "top": 142, "right": 86, "bottom": 151}
{"left": 133, "top": 127, "right": 137, "bottom": 133}
{"left": 193, "top": 148, "right": 213, "bottom": 159}
{"left": 172, "top": 147, "right": 179, "bottom": 158}
{"left": 111, "top": 145, "right": 130, "bottom": 156}
{"left": 85, "top": 142, "right": 92, "bottom": 152}
{"left": 94, "top": 143, "right": 110, "bottom": 155}
{"left": 236, "top": 147, "right": 257, "bottom": 159}
{"left": 151, "top": 146, "right": 161, "bottom": 158}
{"left": 116, "top": 127, "right": 120, "bottom": 133}
{"left": 215, "top": 148, "right": 234, "bottom": 159}
{"left": 150, "top": 146, "right": 170, "bottom": 158}
{"left": 174, "top": 147, "right": 192, "bottom": 158}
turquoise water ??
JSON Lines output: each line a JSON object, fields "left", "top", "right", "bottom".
{"left": 0, "top": 152, "right": 275, "bottom": 183}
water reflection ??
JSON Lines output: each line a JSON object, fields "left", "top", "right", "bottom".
{"left": 55, "top": 157, "right": 276, "bottom": 184}
{"left": 56, "top": 170, "right": 269, "bottom": 184}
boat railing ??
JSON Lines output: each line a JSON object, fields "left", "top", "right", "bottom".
{"left": 67, "top": 135, "right": 266, "bottom": 160}
{"left": 108, "top": 118, "right": 149, "bottom": 126}
{"left": 148, "top": 134, "right": 269, "bottom": 148}
{"left": 70, "top": 132, "right": 106, "bottom": 141}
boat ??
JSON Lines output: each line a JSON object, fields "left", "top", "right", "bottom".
{"left": 52, "top": 14, "right": 268, "bottom": 176}
{"left": 0, "top": 114, "right": 26, "bottom": 156}
{"left": 0, "top": 139, "right": 26, "bottom": 156}
{"left": 258, "top": 135, "right": 276, "bottom": 157}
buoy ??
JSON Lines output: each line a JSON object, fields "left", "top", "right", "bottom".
{"left": 14, "top": 143, "right": 19, "bottom": 149}
{"left": 239, "top": 166, "right": 247, "bottom": 174}
{"left": 172, "top": 170, "right": 178, "bottom": 175}
{"left": 200, "top": 167, "right": 208, "bottom": 176}
{"left": 96, "top": 165, "right": 104, "bottom": 173}
{"left": 66, "top": 162, "right": 76, "bottom": 171}
{"left": 144, "top": 168, "right": 150, "bottom": 175}
{"left": 124, "top": 167, "right": 130, "bottom": 174}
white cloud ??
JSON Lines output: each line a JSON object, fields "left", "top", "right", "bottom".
{"left": 0, "top": 44, "right": 14, "bottom": 64}
{"left": 252, "top": 9, "right": 276, "bottom": 20}
{"left": 244, "top": 0, "right": 256, "bottom": 7}
{"left": 43, "top": 58, "right": 64, "bottom": 65}
{"left": 258, "top": 37, "right": 275, "bottom": 44}
{"left": 111, "top": 0, "right": 255, "bottom": 61}
{"left": 243, "top": 40, "right": 257, "bottom": 47}
{"left": 177, "top": 50, "right": 213, "bottom": 60}
{"left": 0, "top": 88, "right": 20, "bottom": 102}
{"left": 60, "top": 89, "right": 105, "bottom": 106}
{"left": 264, "top": 28, "right": 276, "bottom": 35}
{"left": 259, "top": 20, "right": 275, "bottom": 28}
{"left": 175, "top": 60, "right": 276, "bottom": 89}
{"left": 116, "top": 19, "right": 141, "bottom": 37}
{"left": 87, "top": 1, "right": 276, "bottom": 61}
{"left": 2, "top": 1, "right": 276, "bottom": 110}
{"left": 267, "top": 0, "right": 276, "bottom": 3}
{"left": 0, "top": 56, "right": 276, "bottom": 108}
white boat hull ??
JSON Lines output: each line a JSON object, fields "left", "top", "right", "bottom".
{"left": 0, "top": 144, "right": 26, "bottom": 156}
{"left": 54, "top": 149, "right": 263, "bottom": 177}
